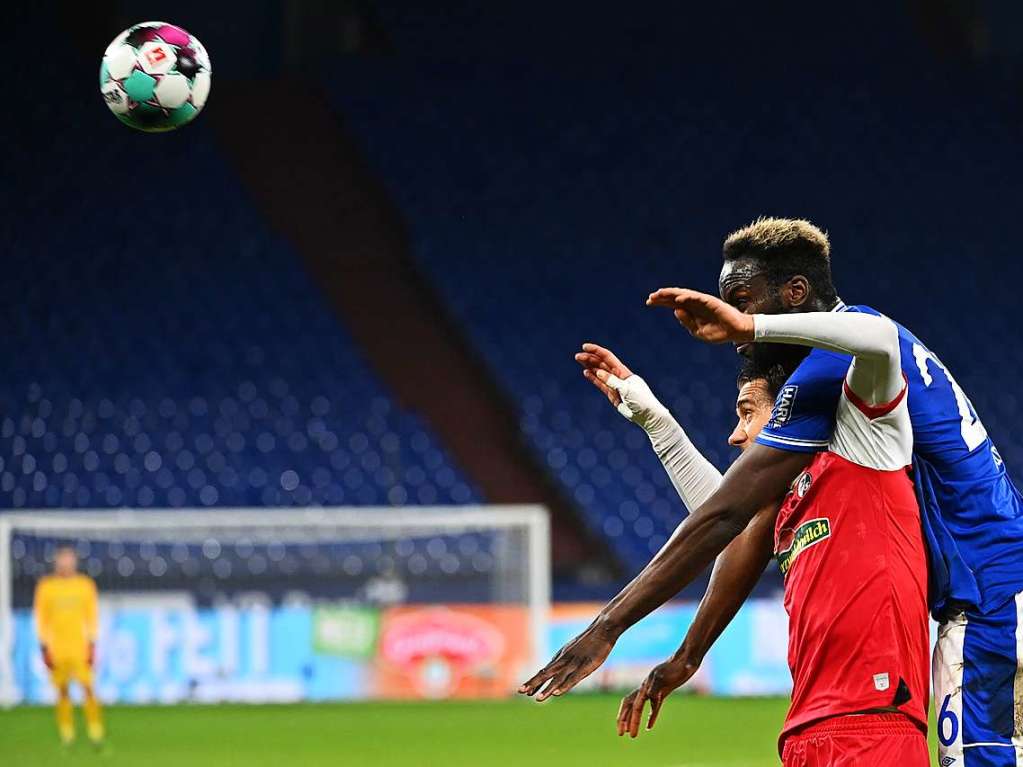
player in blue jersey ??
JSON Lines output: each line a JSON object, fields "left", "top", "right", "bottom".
{"left": 521, "top": 218, "right": 1023, "bottom": 767}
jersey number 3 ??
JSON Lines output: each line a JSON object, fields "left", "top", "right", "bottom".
{"left": 913, "top": 344, "right": 989, "bottom": 451}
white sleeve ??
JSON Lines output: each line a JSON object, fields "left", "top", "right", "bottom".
{"left": 605, "top": 374, "right": 723, "bottom": 513}
{"left": 650, "top": 420, "right": 723, "bottom": 513}
{"left": 753, "top": 311, "right": 903, "bottom": 407}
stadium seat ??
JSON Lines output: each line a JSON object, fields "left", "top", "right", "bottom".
{"left": 326, "top": 3, "right": 1023, "bottom": 576}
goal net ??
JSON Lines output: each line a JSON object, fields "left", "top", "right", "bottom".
{"left": 0, "top": 505, "right": 549, "bottom": 706}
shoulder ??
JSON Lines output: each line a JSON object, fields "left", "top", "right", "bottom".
{"left": 845, "top": 303, "right": 918, "bottom": 345}
{"left": 841, "top": 303, "right": 880, "bottom": 317}
{"left": 787, "top": 348, "right": 851, "bottom": 388}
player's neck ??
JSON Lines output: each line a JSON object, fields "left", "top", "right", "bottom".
{"left": 788, "top": 297, "right": 838, "bottom": 314}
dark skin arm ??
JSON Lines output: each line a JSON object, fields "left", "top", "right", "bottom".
{"left": 616, "top": 503, "right": 778, "bottom": 737}
{"left": 519, "top": 444, "right": 809, "bottom": 701}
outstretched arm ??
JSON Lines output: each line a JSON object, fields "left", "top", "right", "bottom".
{"left": 576, "top": 342, "right": 775, "bottom": 709}
{"left": 648, "top": 287, "right": 903, "bottom": 404}
{"left": 611, "top": 288, "right": 907, "bottom": 734}
{"left": 574, "top": 343, "right": 722, "bottom": 513}
{"left": 674, "top": 503, "right": 777, "bottom": 669}
{"left": 595, "top": 443, "right": 806, "bottom": 631}
{"left": 753, "top": 310, "right": 902, "bottom": 405}
{"left": 520, "top": 289, "right": 903, "bottom": 703}
{"left": 519, "top": 441, "right": 808, "bottom": 701}
{"left": 616, "top": 503, "right": 777, "bottom": 737}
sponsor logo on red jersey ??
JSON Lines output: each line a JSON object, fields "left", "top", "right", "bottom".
{"left": 776, "top": 517, "right": 831, "bottom": 576}
{"left": 794, "top": 471, "right": 812, "bottom": 498}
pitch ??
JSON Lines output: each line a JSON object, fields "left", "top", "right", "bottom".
{"left": 3, "top": 695, "right": 790, "bottom": 766}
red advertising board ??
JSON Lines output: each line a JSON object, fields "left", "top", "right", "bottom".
{"left": 372, "top": 605, "right": 531, "bottom": 699}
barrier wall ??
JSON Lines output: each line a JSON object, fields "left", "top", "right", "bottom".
{"left": 10, "top": 598, "right": 792, "bottom": 704}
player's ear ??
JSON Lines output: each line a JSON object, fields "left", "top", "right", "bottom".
{"left": 782, "top": 276, "right": 810, "bottom": 310}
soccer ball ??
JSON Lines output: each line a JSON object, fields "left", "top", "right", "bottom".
{"left": 100, "top": 22, "right": 212, "bottom": 132}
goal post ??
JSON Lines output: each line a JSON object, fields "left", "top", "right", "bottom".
{"left": 0, "top": 505, "right": 550, "bottom": 707}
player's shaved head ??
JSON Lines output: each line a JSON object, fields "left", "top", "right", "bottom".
{"left": 719, "top": 217, "right": 838, "bottom": 315}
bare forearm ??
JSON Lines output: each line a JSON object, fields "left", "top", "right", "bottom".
{"left": 598, "top": 505, "right": 748, "bottom": 631}
{"left": 597, "top": 444, "right": 809, "bottom": 633}
{"left": 673, "top": 505, "right": 776, "bottom": 664}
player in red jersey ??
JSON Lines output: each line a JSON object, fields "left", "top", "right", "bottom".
{"left": 522, "top": 292, "right": 930, "bottom": 766}
{"left": 756, "top": 309, "right": 930, "bottom": 763}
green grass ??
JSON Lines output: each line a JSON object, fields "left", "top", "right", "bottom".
{"left": 1, "top": 695, "right": 788, "bottom": 767}
{"left": 0, "top": 695, "right": 940, "bottom": 766}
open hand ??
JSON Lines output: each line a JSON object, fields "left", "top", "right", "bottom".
{"left": 646, "top": 288, "right": 754, "bottom": 344}
{"left": 519, "top": 620, "right": 619, "bottom": 702}
{"left": 575, "top": 343, "right": 672, "bottom": 431}
{"left": 575, "top": 343, "right": 634, "bottom": 409}
{"left": 615, "top": 656, "right": 699, "bottom": 738}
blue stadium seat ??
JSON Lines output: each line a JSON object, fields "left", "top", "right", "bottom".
{"left": 2, "top": 35, "right": 479, "bottom": 521}
{"left": 327, "top": 3, "right": 1023, "bottom": 574}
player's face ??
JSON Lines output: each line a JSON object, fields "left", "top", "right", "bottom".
{"left": 728, "top": 379, "right": 775, "bottom": 451}
{"left": 720, "top": 259, "right": 812, "bottom": 370}
{"left": 54, "top": 549, "right": 77, "bottom": 576}
{"left": 719, "top": 259, "right": 786, "bottom": 357}
{"left": 719, "top": 259, "right": 786, "bottom": 315}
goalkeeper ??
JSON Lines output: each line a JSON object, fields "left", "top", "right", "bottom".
{"left": 33, "top": 545, "right": 105, "bottom": 747}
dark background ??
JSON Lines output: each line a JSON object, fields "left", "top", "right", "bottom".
{"left": 5, "top": 0, "right": 1023, "bottom": 601}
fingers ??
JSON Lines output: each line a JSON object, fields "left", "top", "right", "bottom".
{"left": 627, "top": 684, "right": 648, "bottom": 738}
{"left": 674, "top": 307, "right": 698, "bottom": 333}
{"left": 574, "top": 352, "right": 613, "bottom": 372}
{"left": 580, "top": 343, "right": 619, "bottom": 364}
{"left": 580, "top": 343, "right": 630, "bottom": 377}
{"left": 518, "top": 659, "right": 561, "bottom": 697}
{"left": 647, "top": 693, "right": 665, "bottom": 731}
{"left": 649, "top": 288, "right": 709, "bottom": 337}
{"left": 616, "top": 692, "right": 637, "bottom": 736}
{"left": 582, "top": 369, "right": 620, "bottom": 406}
{"left": 646, "top": 287, "right": 685, "bottom": 307}
{"left": 547, "top": 662, "right": 594, "bottom": 699}
{"left": 534, "top": 666, "right": 572, "bottom": 701}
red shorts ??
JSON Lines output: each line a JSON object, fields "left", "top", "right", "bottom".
{"left": 781, "top": 714, "right": 929, "bottom": 767}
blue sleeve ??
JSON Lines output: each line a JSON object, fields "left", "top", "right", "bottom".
{"left": 754, "top": 349, "right": 850, "bottom": 453}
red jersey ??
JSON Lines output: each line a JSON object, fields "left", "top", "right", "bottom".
{"left": 774, "top": 381, "right": 929, "bottom": 750}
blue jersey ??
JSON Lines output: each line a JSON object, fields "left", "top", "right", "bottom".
{"left": 756, "top": 302, "right": 1023, "bottom": 616}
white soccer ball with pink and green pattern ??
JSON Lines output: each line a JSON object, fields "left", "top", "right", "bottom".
{"left": 100, "top": 21, "right": 212, "bottom": 132}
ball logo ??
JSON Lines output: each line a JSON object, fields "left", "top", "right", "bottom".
{"left": 103, "top": 89, "right": 124, "bottom": 104}
{"left": 145, "top": 46, "right": 168, "bottom": 67}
